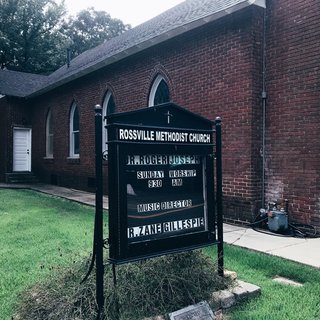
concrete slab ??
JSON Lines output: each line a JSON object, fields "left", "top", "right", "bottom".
{"left": 224, "top": 224, "right": 320, "bottom": 268}
{"left": 273, "top": 276, "right": 303, "bottom": 287}
{"left": 0, "top": 183, "right": 109, "bottom": 209}
{"left": 270, "top": 238, "right": 320, "bottom": 268}
{"left": 224, "top": 226, "right": 303, "bottom": 252}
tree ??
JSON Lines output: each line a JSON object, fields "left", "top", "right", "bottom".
{"left": 0, "top": 0, "right": 67, "bottom": 74}
{"left": 0, "top": 1, "right": 130, "bottom": 74}
{"left": 64, "top": 7, "right": 130, "bottom": 58}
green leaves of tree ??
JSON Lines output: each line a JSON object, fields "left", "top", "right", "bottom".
{"left": 64, "top": 7, "right": 130, "bottom": 57}
{"left": 0, "top": 0, "right": 67, "bottom": 73}
{"left": 0, "top": 0, "right": 130, "bottom": 74}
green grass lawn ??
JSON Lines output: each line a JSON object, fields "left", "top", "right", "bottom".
{"left": 0, "top": 189, "right": 95, "bottom": 320}
{"left": 1, "top": 189, "right": 320, "bottom": 320}
{"left": 205, "top": 246, "right": 320, "bottom": 320}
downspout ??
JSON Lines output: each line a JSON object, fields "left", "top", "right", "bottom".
{"left": 261, "top": 6, "right": 267, "bottom": 207}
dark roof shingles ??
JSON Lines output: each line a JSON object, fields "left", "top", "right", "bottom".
{"left": 0, "top": 69, "right": 47, "bottom": 97}
{"left": 49, "top": 0, "right": 248, "bottom": 83}
{"left": 0, "top": 0, "right": 258, "bottom": 97}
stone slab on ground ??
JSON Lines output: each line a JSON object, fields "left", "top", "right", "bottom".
{"left": 236, "top": 280, "right": 261, "bottom": 299}
{"left": 224, "top": 270, "right": 238, "bottom": 281}
{"left": 273, "top": 276, "right": 303, "bottom": 287}
{"left": 211, "top": 280, "right": 261, "bottom": 311}
{"left": 231, "top": 284, "right": 248, "bottom": 301}
{"left": 211, "top": 289, "right": 236, "bottom": 309}
{"left": 169, "top": 301, "right": 215, "bottom": 320}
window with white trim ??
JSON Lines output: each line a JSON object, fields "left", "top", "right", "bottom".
{"left": 46, "top": 109, "right": 53, "bottom": 158}
{"left": 148, "top": 75, "right": 170, "bottom": 107}
{"left": 69, "top": 103, "right": 79, "bottom": 157}
{"left": 102, "top": 91, "right": 116, "bottom": 153}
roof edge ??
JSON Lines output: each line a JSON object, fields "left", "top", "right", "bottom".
{"left": 248, "top": 0, "right": 266, "bottom": 8}
{"left": 28, "top": 0, "right": 266, "bottom": 98}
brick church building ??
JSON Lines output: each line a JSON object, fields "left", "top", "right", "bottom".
{"left": 0, "top": 0, "right": 319, "bottom": 229}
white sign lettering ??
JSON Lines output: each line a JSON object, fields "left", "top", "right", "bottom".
{"left": 137, "top": 171, "right": 164, "bottom": 179}
{"left": 148, "top": 179, "right": 162, "bottom": 188}
{"left": 128, "top": 217, "right": 204, "bottom": 238}
{"left": 169, "top": 170, "right": 197, "bottom": 178}
{"left": 119, "top": 129, "right": 154, "bottom": 141}
{"left": 118, "top": 128, "right": 211, "bottom": 144}
{"left": 172, "top": 179, "right": 183, "bottom": 186}
{"left": 136, "top": 199, "right": 192, "bottom": 213}
{"left": 127, "top": 155, "right": 200, "bottom": 166}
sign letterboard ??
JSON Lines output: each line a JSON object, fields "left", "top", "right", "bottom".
{"left": 107, "top": 103, "right": 217, "bottom": 263}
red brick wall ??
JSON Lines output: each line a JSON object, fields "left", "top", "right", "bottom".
{"left": 31, "top": 7, "right": 264, "bottom": 221}
{"left": 31, "top": 80, "right": 97, "bottom": 191}
{"left": 0, "top": 97, "right": 9, "bottom": 181}
{"left": 3, "top": 2, "right": 319, "bottom": 228}
{"left": 0, "top": 97, "right": 32, "bottom": 181}
{"left": 266, "top": 0, "right": 320, "bottom": 226}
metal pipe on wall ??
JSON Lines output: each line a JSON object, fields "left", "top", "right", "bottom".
{"left": 261, "top": 6, "right": 267, "bottom": 208}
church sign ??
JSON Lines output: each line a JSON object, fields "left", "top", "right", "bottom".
{"left": 107, "top": 103, "right": 218, "bottom": 263}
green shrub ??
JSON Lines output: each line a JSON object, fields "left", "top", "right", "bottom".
{"left": 14, "top": 250, "right": 228, "bottom": 320}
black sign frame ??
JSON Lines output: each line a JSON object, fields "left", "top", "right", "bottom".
{"left": 107, "top": 103, "right": 219, "bottom": 264}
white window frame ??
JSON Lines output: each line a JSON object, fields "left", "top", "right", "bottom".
{"left": 69, "top": 103, "right": 79, "bottom": 158}
{"left": 102, "top": 91, "right": 114, "bottom": 153}
{"left": 46, "top": 110, "right": 53, "bottom": 158}
{"left": 148, "top": 75, "right": 169, "bottom": 107}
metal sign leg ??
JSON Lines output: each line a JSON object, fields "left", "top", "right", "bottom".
{"left": 95, "top": 105, "right": 105, "bottom": 319}
{"left": 215, "top": 117, "right": 224, "bottom": 277}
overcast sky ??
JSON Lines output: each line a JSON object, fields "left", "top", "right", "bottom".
{"left": 63, "top": 0, "right": 185, "bottom": 27}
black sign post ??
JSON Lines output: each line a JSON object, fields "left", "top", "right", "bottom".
{"left": 107, "top": 103, "right": 221, "bottom": 264}
{"left": 94, "top": 105, "right": 104, "bottom": 320}
{"left": 215, "top": 117, "right": 224, "bottom": 277}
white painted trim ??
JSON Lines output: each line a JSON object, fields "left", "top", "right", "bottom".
{"left": 46, "top": 110, "right": 53, "bottom": 158}
{"left": 248, "top": 0, "right": 266, "bottom": 8}
{"left": 13, "top": 127, "right": 32, "bottom": 172}
{"left": 69, "top": 103, "right": 80, "bottom": 158}
{"left": 148, "top": 75, "right": 166, "bottom": 107}
{"left": 102, "top": 91, "right": 113, "bottom": 151}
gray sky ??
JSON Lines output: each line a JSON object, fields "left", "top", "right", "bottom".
{"left": 63, "top": 0, "right": 184, "bottom": 26}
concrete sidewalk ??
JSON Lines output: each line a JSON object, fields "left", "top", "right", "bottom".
{"left": 1, "top": 183, "right": 319, "bottom": 268}
{"left": 0, "top": 183, "right": 109, "bottom": 209}
{"left": 224, "top": 223, "right": 320, "bottom": 268}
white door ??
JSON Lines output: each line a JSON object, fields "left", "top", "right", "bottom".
{"left": 13, "top": 128, "right": 32, "bottom": 172}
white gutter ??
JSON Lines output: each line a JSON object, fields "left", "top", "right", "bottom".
{"left": 248, "top": 0, "right": 266, "bottom": 8}
{"left": 28, "top": 0, "right": 266, "bottom": 98}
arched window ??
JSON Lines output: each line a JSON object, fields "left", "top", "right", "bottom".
{"left": 69, "top": 103, "right": 79, "bottom": 157}
{"left": 148, "top": 75, "right": 170, "bottom": 107}
{"left": 46, "top": 109, "right": 53, "bottom": 158}
{"left": 102, "top": 91, "right": 116, "bottom": 152}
